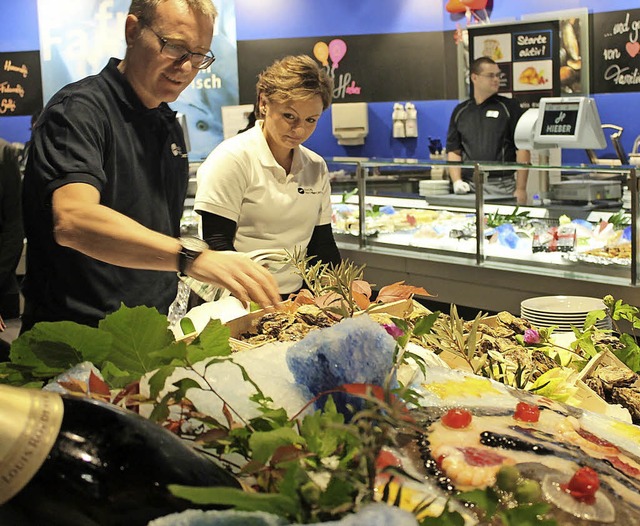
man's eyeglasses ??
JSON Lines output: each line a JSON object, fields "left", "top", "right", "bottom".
{"left": 146, "top": 26, "right": 215, "bottom": 70}
{"left": 477, "top": 72, "right": 502, "bottom": 79}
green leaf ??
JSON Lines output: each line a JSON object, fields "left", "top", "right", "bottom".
{"left": 186, "top": 319, "right": 232, "bottom": 363}
{"left": 98, "top": 305, "right": 176, "bottom": 376}
{"left": 172, "top": 377, "right": 204, "bottom": 400}
{"left": 179, "top": 317, "right": 197, "bottom": 335}
{"left": 318, "top": 476, "right": 356, "bottom": 508}
{"left": 419, "top": 506, "right": 466, "bottom": 525}
{"left": 10, "top": 321, "right": 110, "bottom": 370}
{"left": 413, "top": 312, "right": 440, "bottom": 336}
{"left": 147, "top": 365, "right": 177, "bottom": 400}
{"left": 168, "top": 484, "right": 298, "bottom": 517}
{"left": 300, "top": 404, "right": 345, "bottom": 457}
{"left": 499, "top": 502, "right": 555, "bottom": 526}
{"left": 458, "top": 487, "right": 499, "bottom": 518}
{"left": 101, "top": 360, "right": 142, "bottom": 388}
{"left": 249, "top": 427, "right": 306, "bottom": 464}
{"left": 615, "top": 333, "right": 640, "bottom": 373}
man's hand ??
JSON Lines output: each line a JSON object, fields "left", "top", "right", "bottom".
{"left": 190, "top": 250, "right": 281, "bottom": 309}
{"left": 514, "top": 188, "right": 528, "bottom": 205}
{"left": 453, "top": 179, "right": 471, "bottom": 194}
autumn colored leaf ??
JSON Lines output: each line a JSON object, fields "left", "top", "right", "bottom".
{"left": 351, "top": 279, "right": 372, "bottom": 300}
{"left": 89, "top": 370, "right": 112, "bottom": 397}
{"left": 291, "top": 289, "right": 315, "bottom": 308}
{"left": 57, "top": 378, "right": 88, "bottom": 394}
{"left": 352, "top": 290, "right": 371, "bottom": 310}
{"left": 376, "top": 281, "right": 432, "bottom": 304}
{"left": 340, "top": 383, "right": 386, "bottom": 401}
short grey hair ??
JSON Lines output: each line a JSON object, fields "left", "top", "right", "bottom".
{"left": 128, "top": 0, "right": 217, "bottom": 23}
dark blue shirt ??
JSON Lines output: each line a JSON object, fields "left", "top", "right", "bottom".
{"left": 446, "top": 94, "right": 524, "bottom": 181}
{"left": 22, "top": 58, "right": 189, "bottom": 328}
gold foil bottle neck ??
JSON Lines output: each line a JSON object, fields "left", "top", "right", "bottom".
{"left": 0, "top": 384, "right": 64, "bottom": 504}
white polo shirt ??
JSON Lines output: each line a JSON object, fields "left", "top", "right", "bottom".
{"left": 195, "top": 122, "right": 332, "bottom": 293}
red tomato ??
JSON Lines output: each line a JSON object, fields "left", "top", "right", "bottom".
{"left": 514, "top": 401, "right": 540, "bottom": 422}
{"left": 561, "top": 466, "right": 600, "bottom": 504}
{"left": 441, "top": 408, "right": 473, "bottom": 429}
{"left": 375, "top": 449, "right": 402, "bottom": 472}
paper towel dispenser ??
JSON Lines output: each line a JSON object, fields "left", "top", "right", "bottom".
{"left": 331, "top": 102, "right": 368, "bottom": 145}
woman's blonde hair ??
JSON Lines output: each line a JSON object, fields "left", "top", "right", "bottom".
{"left": 256, "top": 55, "right": 333, "bottom": 117}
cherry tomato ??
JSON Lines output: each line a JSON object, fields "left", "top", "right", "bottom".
{"left": 441, "top": 408, "right": 473, "bottom": 429}
{"left": 514, "top": 401, "right": 540, "bottom": 422}
{"left": 561, "top": 466, "right": 600, "bottom": 504}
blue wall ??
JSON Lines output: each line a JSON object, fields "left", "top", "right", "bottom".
{"left": 234, "top": 0, "right": 640, "bottom": 163}
{"left": 2, "top": 0, "right": 640, "bottom": 164}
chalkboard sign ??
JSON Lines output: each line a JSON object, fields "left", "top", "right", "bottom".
{"left": 592, "top": 8, "right": 640, "bottom": 93}
{"left": 0, "top": 51, "right": 43, "bottom": 117}
{"left": 468, "top": 20, "right": 560, "bottom": 109}
{"left": 237, "top": 32, "right": 448, "bottom": 104}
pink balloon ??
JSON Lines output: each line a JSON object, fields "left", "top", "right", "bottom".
{"left": 328, "top": 39, "right": 347, "bottom": 68}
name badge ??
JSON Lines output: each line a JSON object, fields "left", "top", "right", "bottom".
{"left": 486, "top": 110, "right": 499, "bottom": 118}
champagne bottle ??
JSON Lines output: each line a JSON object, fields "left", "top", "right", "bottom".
{"left": 0, "top": 384, "right": 239, "bottom": 526}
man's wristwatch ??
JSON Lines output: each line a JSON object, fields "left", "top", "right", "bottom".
{"left": 177, "top": 236, "right": 209, "bottom": 276}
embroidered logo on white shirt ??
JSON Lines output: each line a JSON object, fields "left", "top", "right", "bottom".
{"left": 298, "top": 187, "right": 321, "bottom": 195}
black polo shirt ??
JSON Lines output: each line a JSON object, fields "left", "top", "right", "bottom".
{"left": 446, "top": 94, "right": 524, "bottom": 181}
{"left": 22, "top": 58, "right": 189, "bottom": 328}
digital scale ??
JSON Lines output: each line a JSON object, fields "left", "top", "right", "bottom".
{"left": 549, "top": 179, "right": 622, "bottom": 203}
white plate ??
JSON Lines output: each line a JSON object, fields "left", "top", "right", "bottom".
{"left": 520, "top": 295, "right": 606, "bottom": 314}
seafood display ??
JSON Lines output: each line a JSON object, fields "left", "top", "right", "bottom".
{"left": 403, "top": 368, "right": 640, "bottom": 524}
{"left": 581, "top": 352, "right": 640, "bottom": 424}
{"left": 332, "top": 202, "right": 632, "bottom": 266}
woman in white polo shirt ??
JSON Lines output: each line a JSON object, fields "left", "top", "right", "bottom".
{"left": 194, "top": 55, "right": 341, "bottom": 296}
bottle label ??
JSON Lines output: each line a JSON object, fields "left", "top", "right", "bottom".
{"left": 0, "top": 385, "right": 63, "bottom": 504}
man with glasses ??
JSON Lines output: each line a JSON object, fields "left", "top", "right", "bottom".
{"left": 20, "top": 0, "right": 280, "bottom": 332}
{"left": 446, "top": 57, "right": 530, "bottom": 204}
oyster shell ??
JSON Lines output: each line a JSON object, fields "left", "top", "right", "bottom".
{"left": 597, "top": 365, "right": 637, "bottom": 389}
{"left": 610, "top": 387, "right": 640, "bottom": 424}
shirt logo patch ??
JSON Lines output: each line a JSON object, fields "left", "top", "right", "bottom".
{"left": 486, "top": 110, "right": 499, "bottom": 118}
{"left": 298, "top": 187, "right": 321, "bottom": 195}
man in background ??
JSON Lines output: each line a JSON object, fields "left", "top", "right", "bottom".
{"left": 21, "top": 0, "right": 280, "bottom": 332}
{"left": 446, "top": 57, "right": 530, "bottom": 204}
{"left": 0, "top": 138, "right": 24, "bottom": 355}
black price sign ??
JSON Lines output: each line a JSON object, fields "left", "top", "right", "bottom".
{"left": 539, "top": 102, "right": 579, "bottom": 136}
{"left": 0, "top": 50, "right": 43, "bottom": 116}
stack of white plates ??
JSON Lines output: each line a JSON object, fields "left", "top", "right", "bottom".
{"left": 419, "top": 179, "right": 451, "bottom": 197}
{"left": 520, "top": 295, "right": 611, "bottom": 332}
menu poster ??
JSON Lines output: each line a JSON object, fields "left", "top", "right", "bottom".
{"left": 468, "top": 21, "right": 560, "bottom": 109}
{"left": 0, "top": 51, "right": 42, "bottom": 117}
{"left": 592, "top": 8, "right": 640, "bottom": 93}
{"left": 238, "top": 32, "right": 443, "bottom": 104}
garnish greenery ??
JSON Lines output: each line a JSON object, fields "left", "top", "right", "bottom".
{"left": 485, "top": 206, "right": 530, "bottom": 228}
{"left": 5, "top": 268, "right": 635, "bottom": 524}
{"left": 0, "top": 303, "right": 558, "bottom": 525}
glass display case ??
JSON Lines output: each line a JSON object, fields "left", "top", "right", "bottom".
{"left": 327, "top": 157, "right": 639, "bottom": 312}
